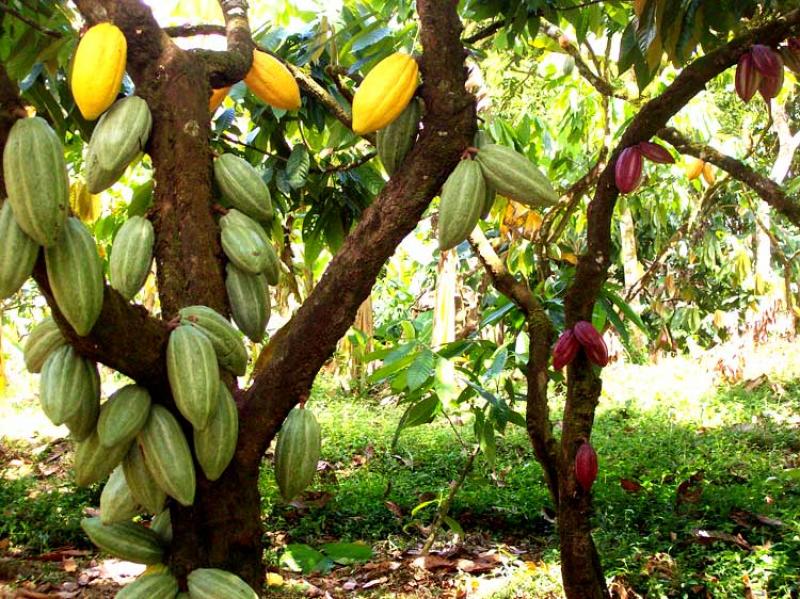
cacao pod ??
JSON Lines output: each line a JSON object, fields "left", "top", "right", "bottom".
{"left": 117, "top": 572, "right": 179, "bottom": 599}
{"left": 685, "top": 158, "right": 704, "bottom": 181}
{"left": 85, "top": 96, "right": 152, "bottom": 193}
{"left": 109, "top": 216, "right": 155, "bottom": 300}
{"left": 352, "top": 52, "right": 419, "bottom": 135}
{"left": 71, "top": 23, "right": 127, "bottom": 120}
{"left": 244, "top": 50, "right": 301, "bottom": 110}
{"left": 474, "top": 144, "right": 558, "bottom": 208}
{"left": 0, "top": 201, "right": 38, "bottom": 299}
{"left": 178, "top": 305, "right": 247, "bottom": 376}
{"left": 702, "top": 162, "right": 716, "bottom": 185}
{"left": 437, "top": 159, "right": 485, "bottom": 251}
{"left": 220, "top": 208, "right": 280, "bottom": 280}
{"left": 572, "top": 320, "right": 609, "bottom": 367}
{"left": 637, "top": 141, "right": 674, "bottom": 164}
{"left": 100, "top": 466, "right": 140, "bottom": 524}
{"left": 97, "top": 384, "right": 152, "bottom": 448}
{"left": 473, "top": 132, "right": 496, "bottom": 219}
{"left": 81, "top": 517, "right": 164, "bottom": 564}
{"left": 614, "top": 147, "right": 643, "bottom": 194}
{"left": 210, "top": 86, "right": 231, "bottom": 113}
{"left": 274, "top": 406, "right": 321, "bottom": 501}
{"left": 751, "top": 44, "right": 783, "bottom": 78}
{"left": 64, "top": 379, "right": 101, "bottom": 442}
{"left": 44, "top": 217, "right": 104, "bottom": 336}
{"left": 575, "top": 442, "right": 598, "bottom": 493}
{"left": 74, "top": 429, "right": 132, "bottom": 487}
{"left": 221, "top": 224, "right": 270, "bottom": 274}
{"left": 213, "top": 153, "right": 273, "bottom": 223}
{"left": 759, "top": 68, "right": 784, "bottom": 101}
{"left": 69, "top": 180, "right": 101, "bottom": 223}
{"left": 187, "top": 568, "right": 259, "bottom": 599}
{"left": 137, "top": 405, "right": 197, "bottom": 506}
{"left": 552, "top": 329, "right": 580, "bottom": 370}
{"left": 194, "top": 384, "right": 239, "bottom": 481}
{"left": 150, "top": 509, "right": 172, "bottom": 544}
{"left": 40, "top": 345, "right": 99, "bottom": 426}
{"left": 376, "top": 98, "right": 422, "bottom": 175}
{"left": 123, "top": 443, "right": 166, "bottom": 514}
{"left": 2, "top": 117, "right": 69, "bottom": 246}
{"left": 779, "top": 44, "right": 800, "bottom": 74}
{"left": 167, "top": 326, "right": 220, "bottom": 430}
{"left": 735, "top": 53, "right": 761, "bottom": 103}
{"left": 225, "top": 264, "right": 270, "bottom": 342}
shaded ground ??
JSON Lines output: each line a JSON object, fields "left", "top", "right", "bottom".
{"left": 2, "top": 339, "right": 800, "bottom": 597}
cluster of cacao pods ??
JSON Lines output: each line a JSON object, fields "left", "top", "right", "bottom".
{"left": 614, "top": 140, "right": 674, "bottom": 194}
{"left": 685, "top": 158, "right": 715, "bottom": 185}
{"left": 575, "top": 441, "right": 598, "bottom": 493}
{"left": 274, "top": 406, "right": 322, "bottom": 500}
{"left": 552, "top": 320, "right": 609, "bottom": 369}
{"left": 735, "top": 44, "right": 784, "bottom": 104}
{"left": 211, "top": 49, "right": 302, "bottom": 113}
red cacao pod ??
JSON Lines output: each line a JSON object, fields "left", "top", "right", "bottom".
{"left": 779, "top": 45, "right": 800, "bottom": 74}
{"left": 637, "top": 141, "right": 674, "bottom": 164}
{"left": 735, "top": 53, "right": 761, "bottom": 103}
{"left": 552, "top": 329, "right": 580, "bottom": 370}
{"left": 575, "top": 442, "right": 598, "bottom": 493}
{"left": 573, "top": 320, "right": 609, "bottom": 367}
{"left": 751, "top": 44, "right": 783, "bottom": 79}
{"left": 614, "top": 147, "right": 643, "bottom": 194}
{"left": 758, "top": 68, "right": 784, "bottom": 101}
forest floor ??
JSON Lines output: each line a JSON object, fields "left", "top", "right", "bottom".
{"left": 1, "top": 338, "right": 799, "bottom": 598}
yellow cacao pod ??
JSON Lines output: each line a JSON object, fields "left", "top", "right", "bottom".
{"left": 69, "top": 181, "right": 101, "bottom": 223}
{"left": 209, "top": 87, "right": 231, "bottom": 113}
{"left": 685, "top": 158, "right": 704, "bottom": 180}
{"left": 702, "top": 162, "right": 715, "bottom": 185}
{"left": 71, "top": 23, "right": 127, "bottom": 121}
{"left": 244, "top": 51, "right": 301, "bottom": 110}
{"left": 352, "top": 53, "right": 419, "bottom": 135}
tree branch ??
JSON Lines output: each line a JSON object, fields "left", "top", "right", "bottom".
{"left": 659, "top": 127, "right": 800, "bottom": 229}
{"left": 164, "top": 23, "right": 226, "bottom": 37}
{"left": 192, "top": 0, "right": 254, "bottom": 87}
{"left": 238, "top": 0, "right": 476, "bottom": 467}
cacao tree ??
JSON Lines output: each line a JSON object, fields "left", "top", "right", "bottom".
{"left": 4, "top": 1, "right": 800, "bottom": 598}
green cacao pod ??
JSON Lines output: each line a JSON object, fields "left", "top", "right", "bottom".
{"left": 150, "top": 509, "right": 172, "bottom": 544}
{"left": 187, "top": 568, "right": 259, "bottom": 599}
{"left": 64, "top": 381, "right": 101, "bottom": 442}
{"left": 137, "top": 405, "right": 196, "bottom": 506}
{"left": 109, "top": 216, "right": 155, "bottom": 300}
{"left": 274, "top": 406, "right": 321, "bottom": 501}
{"left": 167, "top": 326, "right": 219, "bottom": 430}
{"left": 225, "top": 264, "right": 269, "bottom": 342}
{"left": 437, "top": 159, "right": 485, "bottom": 251}
{"left": 213, "top": 154, "right": 273, "bottom": 223}
{"left": 220, "top": 209, "right": 280, "bottom": 282}
{"left": 97, "top": 385, "right": 152, "bottom": 448}
{"left": 85, "top": 96, "right": 152, "bottom": 194}
{"left": 377, "top": 98, "right": 422, "bottom": 175}
{"left": 473, "top": 132, "right": 497, "bottom": 219}
{"left": 0, "top": 201, "right": 38, "bottom": 299}
{"left": 475, "top": 144, "right": 558, "bottom": 208}
{"left": 23, "top": 317, "right": 66, "bottom": 374}
{"left": 178, "top": 305, "right": 247, "bottom": 376}
{"left": 39, "top": 345, "right": 99, "bottom": 426}
{"left": 221, "top": 224, "right": 270, "bottom": 275}
{"left": 74, "top": 429, "right": 132, "bottom": 487}
{"left": 123, "top": 443, "right": 166, "bottom": 514}
{"left": 194, "top": 385, "right": 238, "bottom": 481}
{"left": 117, "top": 572, "right": 178, "bottom": 599}
{"left": 100, "top": 466, "right": 140, "bottom": 524}
{"left": 44, "top": 217, "right": 104, "bottom": 336}
{"left": 81, "top": 517, "right": 164, "bottom": 564}
{"left": 2, "top": 117, "right": 68, "bottom": 246}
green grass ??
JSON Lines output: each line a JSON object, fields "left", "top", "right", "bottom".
{"left": 1, "top": 345, "right": 799, "bottom": 597}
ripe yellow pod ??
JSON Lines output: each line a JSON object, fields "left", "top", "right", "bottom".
{"left": 71, "top": 23, "right": 127, "bottom": 121}
{"left": 685, "top": 157, "right": 704, "bottom": 180}
{"left": 244, "top": 51, "right": 301, "bottom": 110}
{"left": 702, "top": 162, "right": 716, "bottom": 185}
{"left": 352, "top": 53, "right": 419, "bottom": 135}
{"left": 209, "top": 87, "right": 231, "bottom": 113}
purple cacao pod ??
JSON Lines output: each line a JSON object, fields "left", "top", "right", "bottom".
{"left": 614, "top": 147, "right": 643, "bottom": 194}
{"left": 758, "top": 68, "right": 784, "bottom": 101}
{"left": 735, "top": 53, "right": 761, "bottom": 103}
{"left": 779, "top": 45, "right": 800, "bottom": 75}
{"left": 637, "top": 141, "right": 674, "bottom": 164}
{"left": 751, "top": 44, "right": 783, "bottom": 79}
{"left": 575, "top": 442, "right": 598, "bottom": 493}
{"left": 552, "top": 329, "right": 580, "bottom": 370}
{"left": 573, "top": 320, "right": 609, "bottom": 367}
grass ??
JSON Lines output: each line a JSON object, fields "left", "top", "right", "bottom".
{"left": 1, "top": 339, "right": 799, "bottom": 597}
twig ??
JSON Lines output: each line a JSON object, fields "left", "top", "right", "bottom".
{"left": 0, "top": 5, "right": 61, "bottom": 38}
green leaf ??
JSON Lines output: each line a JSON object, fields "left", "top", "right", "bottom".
{"left": 128, "top": 180, "right": 154, "bottom": 217}
{"left": 321, "top": 542, "right": 373, "bottom": 565}
{"left": 443, "top": 516, "right": 464, "bottom": 537}
{"left": 481, "top": 423, "right": 496, "bottom": 467}
{"left": 407, "top": 349, "right": 435, "bottom": 391}
{"left": 286, "top": 145, "right": 310, "bottom": 189}
{"left": 279, "top": 544, "right": 333, "bottom": 574}
{"left": 400, "top": 395, "right": 440, "bottom": 429}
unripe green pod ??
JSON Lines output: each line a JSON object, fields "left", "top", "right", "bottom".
{"left": 194, "top": 385, "right": 238, "bottom": 481}
{"left": 100, "top": 466, "right": 140, "bottom": 524}
{"left": 23, "top": 317, "right": 66, "bottom": 374}
{"left": 39, "top": 345, "right": 99, "bottom": 426}
{"left": 214, "top": 153, "right": 273, "bottom": 222}
{"left": 97, "top": 385, "right": 152, "bottom": 448}
{"left": 109, "top": 216, "right": 155, "bottom": 300}
{"left": 0, "top": 201, "right": 39, "bottom": 299}
{"left": 225, "top": 264, "right": 269, "bottom": 342}
{"left": 166, "top": 326, "right": 219, "bottom": 430}
{"left": 437, "top": 159, "right": 485, "bottom": 251}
